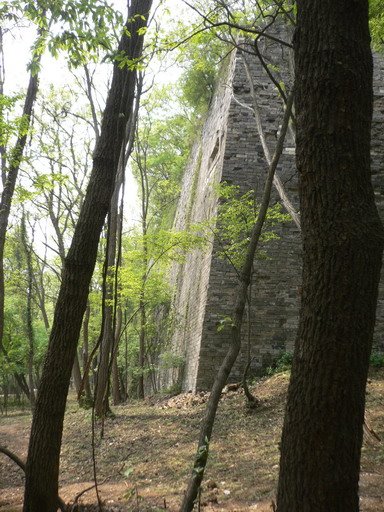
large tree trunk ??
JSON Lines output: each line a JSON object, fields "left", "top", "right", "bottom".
{"left": 23, "top": 3, "right": 152, "bottom": 511}
{"left": 276, "top": 2, "right": 384, "bottom": 511}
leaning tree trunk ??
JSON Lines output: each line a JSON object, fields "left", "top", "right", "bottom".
{"left": 94, "top": 168, "right": 122, "bottom": 417}
{"left": 20, "top": 210, "right": 36, "bottom": 408}
{"left": 276, "top": 2, "right": 384, "bottom": 511}
{"left": 180, "top": 92, "right": 294, "bottom": 512}
{"left": 94, "top": 212, "right": 118, "bottom": 417}
{"left": 81, "top": 301, "right": 92, "bottom": 402}
{"left": 23, "top": 3, "right": 152, "bottom": 511}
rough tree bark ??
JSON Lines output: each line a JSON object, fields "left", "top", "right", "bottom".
{"left": 23, "top": 2, "right": 152, "bottom": 510}
{"left": 276, "top": 1, "right": 384, "bottom": 511}
{"left": 0, "top": 446, "right": 66, "bottom": 512}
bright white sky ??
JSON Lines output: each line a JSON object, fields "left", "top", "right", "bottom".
{"left": 4, "top": 0, "right": 189, "bottom": 92}
{"left": 2, "top": 0, "right": 193, "bottom": 248}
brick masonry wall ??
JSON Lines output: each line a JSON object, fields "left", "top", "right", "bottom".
{"left": 162, "top": 50, "right": 237, "bottom": 391}
{"left": 167, "top": 29, "right": 384, "bottom": 392}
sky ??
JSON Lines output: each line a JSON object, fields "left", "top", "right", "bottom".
{"left": 2, "top": 0, "right": 192, "bottom": 250}
{"left": 3, "top": 0, "right": 188, "bottom": 93}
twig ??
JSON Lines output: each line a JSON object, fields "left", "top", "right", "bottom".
{"left": 180, "top": 90, "right": 295, "bottom": 512}
{"left": 0, "top": 446, "right": 67, "bottom": 511}
{"left": 0, "top": 445, "right": 25, "bottom": 471}
{"left": 363, "top": 417, "right": 381, "bottom": 443}
{"left": 240, "top": 53, "right": 301, "bottom": 230}
{"left": 183, "top": 1, "right": 292, "bottom": 48}
{"left": 70, "top": 473, "right": 114, "bottom": 510}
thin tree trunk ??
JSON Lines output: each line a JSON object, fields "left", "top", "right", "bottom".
{"left": 83, "top": 64, "right": 100, "bottom": 143}
{"left": 81, "top": 301, "right": 92, "bottom": 401}
{"left": 241, "top": 54, "right": 300, "bottom": 229}
{"left": 20, "top": 211, "right": 36, "bottom": 408}
{"left": 0, "top": 26, "right": 6, "bottom": 186}
{"left": 137, "top": 295, "right": 147, "bottom": 398}
{"left": 137, "top": 141, "right": 149, "bottom": 399}
{"left": 94, "top": 170, "right": 121, "bottom": 417}
{"left": 95, "top": 83, "right": 139, "bottom": 411}
{"left": 32, "top": 265, "right": 50, "bottom": 331}
{"left": 2, "top": 376, "right": 8, "bottom": 416}
{"left": 112, "top": 306, "right": 123, "bottom": 404}
{"left": 71, "top": 351, "right": 82, "bottom": 395}
{"left": 23, "top": 3, "right": 152, "bottom": 511}
{"left": 111, "top": 353, "right": 121, "bottom": 404}
{"left": 0, "top": 27, "right": 44, "bottom": 401}
{"left": 276, "top": 2, "right": 384, "bottom": 511}
{"left": 111, "top": 204, "right": 125, "bottom": 405}
{"left": 180, "top": 92, "right": 294, "bottom": 512}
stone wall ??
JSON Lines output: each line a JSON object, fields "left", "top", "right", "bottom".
{"left": 168, "top": 31, "right": 384, "bottom": 392}
{"left": 371, "top": 51, "right": 384, "bottom": 342}
{"left": 163, "top": 50, "right": 237, "bottom": 391}
{"left": 196, "top": 32, "right": 301, "bottom": 390}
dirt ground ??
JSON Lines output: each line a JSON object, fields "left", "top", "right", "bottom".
{"left": 1, "top": 371, "right": 384, "bottom": 511}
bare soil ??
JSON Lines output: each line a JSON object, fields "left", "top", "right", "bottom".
{"left": 1, "top": 371, "right": 384, "bottom": 511}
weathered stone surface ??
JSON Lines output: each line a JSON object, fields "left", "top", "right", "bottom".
{"left": 167, "top": 28, "right": 384, "bottom": 392}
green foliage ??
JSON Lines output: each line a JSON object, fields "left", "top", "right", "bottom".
{"left": 266, "top": 351, "right": 293, "bottom": 376}
{"left": 0, "top": 228, "right": 49, "bottom": 382}
{"left": 215, "top": 182, "right": 290, "bottom": 270}
{"left": 118, "top": 221, "right": 207, "bottom": 394}
{"left": 0, "top": 94, "right": 28, "bottom": 148}
{"left": 178, "top": 30, "right": 226, "bottom": 113}
{"left": 370, "top": 351, "right": 384, "bottom": 368}
{"left": 1, "top": 0, "right": 123, "bottom": 70}
{"left": 161, "top": 0, "right": 297, "bottom": 117}
{"left": 158, "top": 5, "right": 230, "bottom": 115}
{"left": 162, "top": 381, "right": 182, "bottom": 396}
{"left": 159, "top": 351, "right": 185, "bottom": 370}
{"left": 370, "top": 0, "right": 384, "bottom": 51}
{"left": 133, "top": 86, "right": 198, "bottom": 229}
{"left": 120, "top": 228, "right": 207, "bottom": 310}
{"left": 3, "top": 296, "right": 27, "bottom": 374}
{"left": 216, "top": 315, "right": 235, "bottom": 332}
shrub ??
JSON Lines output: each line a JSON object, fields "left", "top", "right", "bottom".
{"left": 370, "top": 351, "right": 384, "bottom": 368}
{"left": 266, "top": 351, "right": 293, "bottom": 375}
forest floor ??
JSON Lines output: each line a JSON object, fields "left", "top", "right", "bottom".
{"left": 1, "top": 371, "right": 384, "bottom": 511}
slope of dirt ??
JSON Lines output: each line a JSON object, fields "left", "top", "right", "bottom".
{"left": 1, "top": 371, "right": 384, "bottom": 511}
